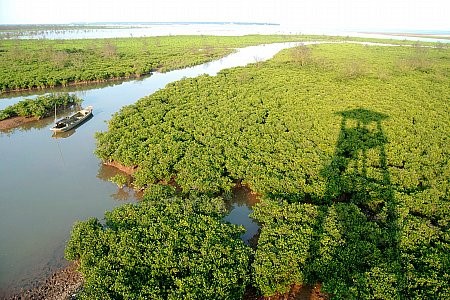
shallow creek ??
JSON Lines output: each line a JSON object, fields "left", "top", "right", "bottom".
{"left": 0, "top": 42, "right": 308, "bottom": 296}
{"left": 0, "top": 39, "right": 421, "bottom": 295}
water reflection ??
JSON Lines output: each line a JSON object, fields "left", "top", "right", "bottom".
{"left": 96, "top": 163, "right": 143, "bottom": 201}
{"left": 0, "top": 107, "right": 84, "bottom": 136}
{"left": 97, "top": 161, "right": 261, "bottom": 244}
{"left": 0, "top": 78, "right": 142, "bottom": 110}
{"left": 0, "top": 80, "right": 117, "bottom": 99}
{"left": 98, "top": 160, "right": 261, "bottom": 245}
{"left": 0, "top": 23, "right": 284, "bottom": 40}
{"left": 0, "top": 116, "right": 53, "bottom": 135}
{"left": 0, "top": 42, "right": 301, "bottom": 296}
{"left": 224, "top": 184, "right": 261, "bottom": 246}
{"left": 1, "top": 24, "right": 448, "bottom": 44}
{"left": 51, "top": 113, "right": 94, "bottom": 139}
{"left": 51, "top": 129, "right": 76, "bottom": 139}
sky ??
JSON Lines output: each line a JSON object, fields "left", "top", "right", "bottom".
{"left": 0, "top": 0, "right": 449, "bottom": 31}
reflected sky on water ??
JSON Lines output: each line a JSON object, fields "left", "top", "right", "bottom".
{"left": 0, "top": 42, "right": 302, "bottom": 296}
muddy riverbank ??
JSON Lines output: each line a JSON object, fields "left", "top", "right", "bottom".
{"left": 2, "top": 263, "right": 83, "bottom": 300}
{"left": 0, "top": 42, "right": 312, "bottom": 295}
{"left": 4, "top": 266, "right": 328, "bottom": 300}
{"left": 0, "top": 116, "right": 39, "bottom": 131}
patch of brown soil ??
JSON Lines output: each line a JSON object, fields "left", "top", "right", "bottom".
{"left": 244, "top": 284, "right": 329, "bottom": 300}
{"left": 288, "top": 284, "right": 328, "bottom": 300}
{"left": 0, "top": 116, "right": 39, "bottom": 131}
{"left": 5, "top": 263, "right": 83, "bottom": 300}
{"left": 103, "top": 161, "right": 137, "bottom": 175}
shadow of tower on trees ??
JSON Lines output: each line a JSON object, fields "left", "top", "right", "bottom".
{"left": 307, "top": 108, "right": 404, "bottom": 298}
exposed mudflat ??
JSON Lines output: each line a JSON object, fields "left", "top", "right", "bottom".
{"left": 3, "top": 263, "right": 83, "bottom": 300}
{"left": 0, "top": 116, "right": 39, "bottom": 131}
{"left": 2, "top": 263, "right": 329, "bottom": 300}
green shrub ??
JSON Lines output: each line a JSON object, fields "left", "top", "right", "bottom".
{"left": 65, "top": 195, "right": 252, "bottom": 299}
{"left": 0, "top": 93, "right": 82, "bottom": 120}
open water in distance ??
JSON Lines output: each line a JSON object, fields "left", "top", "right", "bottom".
{"left": 0, "top": 42, "right": 303, "bottom": 296}
{"left": 1, "top": 22, "right": 449, "bottom": 43}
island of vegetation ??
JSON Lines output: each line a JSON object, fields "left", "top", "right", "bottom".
{"left": 0, "top": 34, "right": 425, "bottom": 94}
{"left": 63, "top": 41, "right": 450, "bottom": 299}
{"left": 0, "top": 35, "right": 316, "bottom": 93}
{"left": 0, "top": 93, "right": 82, "bottom": 130}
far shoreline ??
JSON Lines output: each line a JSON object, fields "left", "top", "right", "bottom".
{"left": 360, "top": 31, "right": 450, "bottom": 40}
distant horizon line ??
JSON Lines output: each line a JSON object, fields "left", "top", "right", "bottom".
{"left": 0, "top": 21, "right": 281, "bottom": 26}
{"left": 0, "top": 22, "right": 448, "bottom": 35}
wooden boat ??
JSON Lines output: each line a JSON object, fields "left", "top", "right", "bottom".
{"left": 50, "top": 106, "right": 93, "bottom": 132}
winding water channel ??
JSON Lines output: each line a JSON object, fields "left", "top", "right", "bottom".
{"left": 0, "top": 42, "right": 308, "bottom": 295}
{"left": 1, "top": 36, "right": 447, "bottom": 296}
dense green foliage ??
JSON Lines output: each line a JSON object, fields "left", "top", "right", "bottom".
{"left": 65, "top": 193, "right": 251, "bottom": 299}
{"left": 96, "top": 43, "right": 449, "bottom": 197}
{"left": 1, "top": 34, "right": 430, "bottom": 92}
{"left": 109, "top": 173, "right": 129, "bottom": 188}
{"left": 0, "top": 93, "right": 81, "bottom": 120}
{"left": 0, "top": 35, "right": 340, "bottom": 92}
{"left": 93, "top": 43, "right": 450, "bottom": 298}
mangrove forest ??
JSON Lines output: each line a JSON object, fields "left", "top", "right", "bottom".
{"left": 63, "top": 41, "right": 450, "bottom": 299}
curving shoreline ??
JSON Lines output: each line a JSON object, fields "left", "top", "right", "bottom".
{"left": 2, "top": 39, "right": 448, "bottom": 299}
{"left": 3, "top": 268, "right": 329, "bottom": 300}
{"left": 103, "top": 160, "right": 137, "bottom": 175}
{"left": 0, "top": 116, "right": 39, "bottom": 131}
{"left": 0, "top": 73, "right": 151, "bottom": 95}
{"left": 3, "top": 263, "right": 83, "bottom": 300}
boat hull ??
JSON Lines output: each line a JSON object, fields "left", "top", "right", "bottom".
{"left": 50, "top": 106, "right": 93, "bottom": 132}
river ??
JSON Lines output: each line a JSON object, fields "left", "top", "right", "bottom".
{"left": 1, "top": 36, "right": 446, "bottom": 296}
{"left": 0, "top": 42, "right": 306, "bottom": 296}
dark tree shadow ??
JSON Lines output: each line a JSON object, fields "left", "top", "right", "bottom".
{"left": 306, "top": 108, "right": 404, "bottom": 298}
{"left": 322, "top": 109, "right": 391, "bottom": 206}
